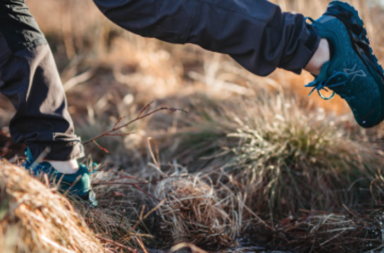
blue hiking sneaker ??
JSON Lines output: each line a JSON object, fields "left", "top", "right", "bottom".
{"left": 23, "top": 148, "right": 98, "bottom": 207}
{"left": 306, "top": 1, "right": 384, "bottom": 128}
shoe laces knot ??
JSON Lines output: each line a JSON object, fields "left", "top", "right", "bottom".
{"left": 305, "top": 71, "right": 349, "bottom": 100}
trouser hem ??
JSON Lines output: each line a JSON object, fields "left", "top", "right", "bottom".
{"left": 27, "top": 141, "right": 85, "bottom": 161}
{"left": 301, "top": 25, "right": 322, "bottom": 70}
{"left": 283, "top": 24, "right": 321, "bottom": 74}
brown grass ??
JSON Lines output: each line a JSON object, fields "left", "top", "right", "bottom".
{"left": 0, "top": 162, "right": 103, "bottom": 253}
{"left": 263, "top": 209, "right": 384, "bottom": 252}
{"left": 1, "top": 0, "right": 384, "bottom": 252}
{"left": 155, "top": 176, "right": 241, "bottom": 249}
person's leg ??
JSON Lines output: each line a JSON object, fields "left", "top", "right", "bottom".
{"left": 0, "top": 0, "right": 84, "bottom": 166}
{"left": 94, "top": 0, "right": 384, "bottom": 128}
{"left": 304, "top": 39, "right": 330, "bottom": 76}
{"left": 94, "top": 0, "right": 321, "bottom": 76}
{"left": 0, "top": 1, "right": 96, "bottom": 204}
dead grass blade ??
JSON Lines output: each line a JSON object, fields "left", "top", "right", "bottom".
{"left": 0, "top": 161, "right": 104, "bottom": 253}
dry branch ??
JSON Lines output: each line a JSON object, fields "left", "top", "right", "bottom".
{"left": 82, "top": 103, "right": 187, "bottom": 152}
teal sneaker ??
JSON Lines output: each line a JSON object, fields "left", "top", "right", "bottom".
{"left": 306, "top": 1, "right": 384, "bottom": 128}
{"left": 23, "top": 148, "right": 98, "bottom": 207}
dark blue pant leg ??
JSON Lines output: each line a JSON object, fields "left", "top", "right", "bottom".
{"left": 93, "top": 0, "right": 320, "bottom": 76}
{"left": 0, "top": 1, "right": 84, "bottom": 161}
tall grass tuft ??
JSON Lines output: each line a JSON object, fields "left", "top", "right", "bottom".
{"left": 155, "top": 175, "right": 242, "bottom": 249}
{"left": 163, "top": 91, "right": 383, "bottom": 219}
{"left": 0, "top": 162, "right": 103, "bottom": 253}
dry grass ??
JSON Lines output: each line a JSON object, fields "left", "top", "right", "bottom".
{"left": 153, "top": 91, "right": 382, "bottom": 217}
{"left": 0, "top": 162, "right": 103, "bottom": 253}
{"left": 79, "top": 168, "right": 159, "bottom": 251}
{"left": 155, "top": 176, "right": 241, "bottom": 249}
{"left": 266, "top": 209, "right": 384, "bottom": 252}
{"left": 0, "top": 0, "right": 384, "bottom": 252}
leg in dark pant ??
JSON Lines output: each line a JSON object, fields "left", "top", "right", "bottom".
{"left": 0, "top": 1, "right": 84, "bottom": 161}
{"left": 0, "top": 0, "right": 319, "bottom": 161}
{"left": 93, "top": 0, "right": 320, "bottom": 76}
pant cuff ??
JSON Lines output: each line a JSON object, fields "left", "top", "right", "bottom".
{"left": 28, "top": 141, "right": 85, "bottom": 161}
{"left": 301, "top": 24, "right": 322, "bottom": 70}
{"left": 281, "top": 24, "right": 321, "bottom": 74}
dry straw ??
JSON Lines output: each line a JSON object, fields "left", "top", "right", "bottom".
{"left": 163, "top": 92, "right": 384, "bottom": 217}
{"left": 0, "top": 161, "right": 103, "bottom": 253}
{"left": 155, "top": 175, "right": 241, "bottom": 249}
{"left": 272, "top": 209, "right": 384, "bottom": 252}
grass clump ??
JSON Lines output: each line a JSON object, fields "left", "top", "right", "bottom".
{"left": 263, "top": 209, "right": 384, "bottom": 252}
{"left": 163, "top": 92, "right": 383, "bottom": 218}
{"left": 0, "top": 161, "right": 103, "bottom": 253}
{"left": 0, "top": 160, "right": 160, "bottom": 253}
{"left": 155, "top": 175, "right": 241, "bottom": 249}
{"left": 1, "top": 90, "right": 384, "bottom": 252}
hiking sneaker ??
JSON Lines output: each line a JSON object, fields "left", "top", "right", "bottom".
{"left": 306, "top": 1, "right": 384, "bottom": 128}
{"left": 23, "top": 148, "right": 98, "bottom": 207}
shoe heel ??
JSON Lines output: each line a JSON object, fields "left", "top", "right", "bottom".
{"left": 327, "top": 1, "right": 364, "bottom": 26}
{"left": 325, "top": 1, "right": 384, "bottom": 78}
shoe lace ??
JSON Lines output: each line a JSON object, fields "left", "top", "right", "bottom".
{"left": 89, "top": 163, "right": 100, "bottom": 174}
{"left": 305, "top": 71, "right": 349, "bottom": 100}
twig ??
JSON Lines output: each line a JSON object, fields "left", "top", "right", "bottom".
{"left": 28, "top": 147, "right": 51, "bottom": 171}
{"left": 91, "top": 175, "right": 188, "bottom": 186}
{"left": 243, "top": 203, "right": 274, "bottom": 231}
{"left": 93, "top": 182, "right": 155, "bottom": 186}
{"left": 130, "top": 199, "right": 166, "bottom": 232}
{"left": 93, "top": 140, "right": 109, "bottom": 154}
{"left": 147, "top": 137, "right": 159, "bottom": 169}
{"left": 342, "top": 203, "right": 357, "bottom": 218}
{"left": 136, "top": 237, "right": 148, "bottom": 253}
{"left": 95, "top": 235, "right": 138, "bottom": 253}
{"left": 319, "top": 230, "right": 346, "bottom": 246}
{"left": 169, "top": 243, "right": 208, "bottom": 253}
{"left": 137, "top": 102, "right": 152, "bottom": 118}
{"left": 119, "top": 209, "right": 126, "bottom": 227}
{"left": 82, "top": 103, "right": 188, "bottom": 146}
{"left": 63, "top": 68, "right": 96, "bottom": 91}
{"left": 113, "top": 116, "right": 125, "bottom": 129}
{"left": 147, "top": 137, "right": 167, "bottom": 177}
{"left": 133, "top": 184, "right": 161, "bottom": 202}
